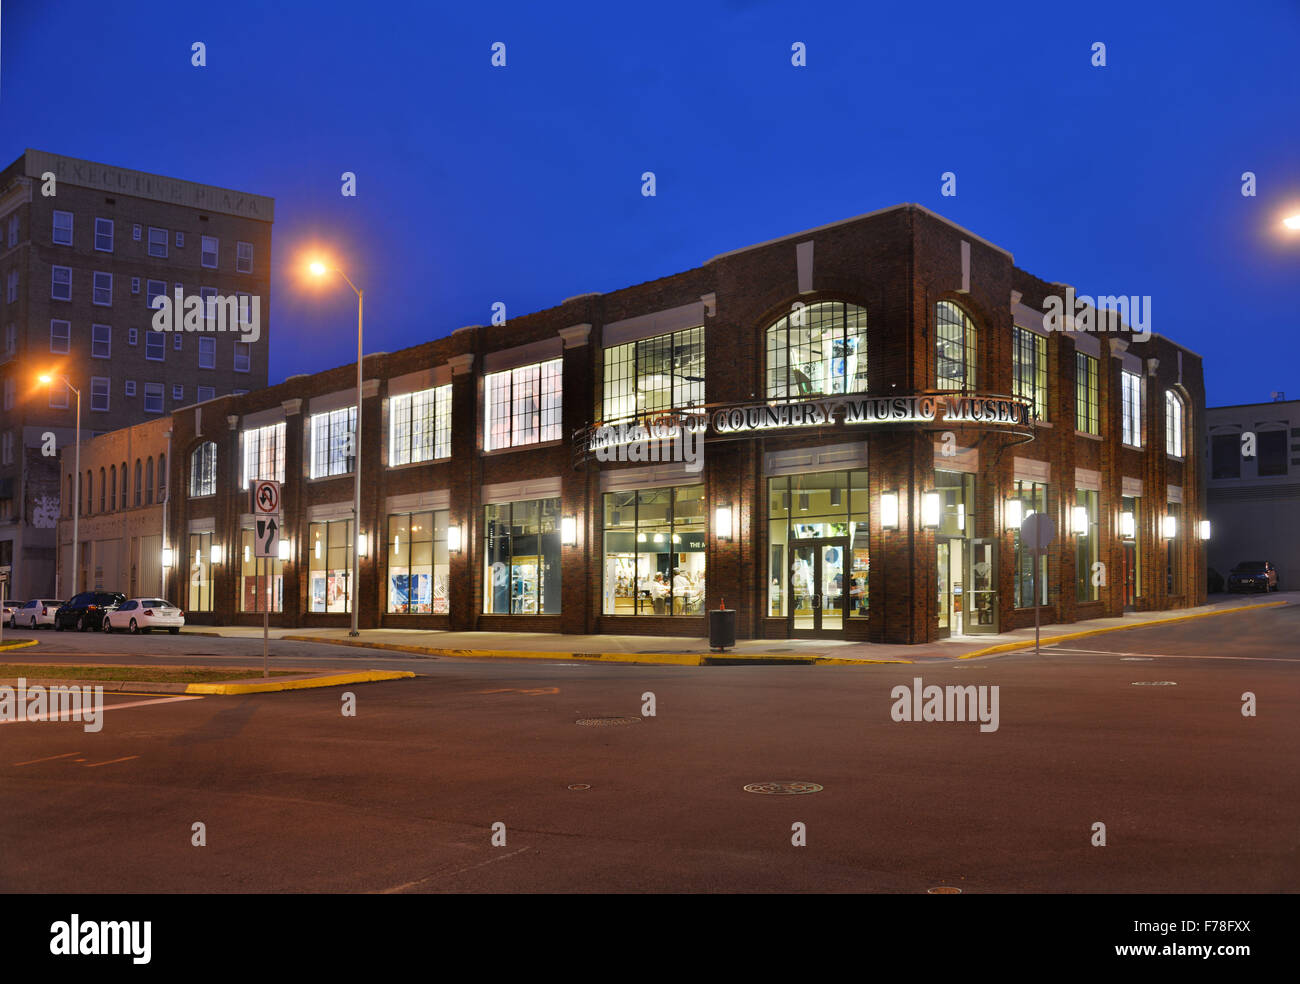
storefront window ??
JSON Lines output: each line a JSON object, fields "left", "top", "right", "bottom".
{"left": 388, "top": 510, "right": 449, "bottom": 613}
{"left": 602, "top": 328, "right": 704, "bottom": 424}
{"left": 309, "top": 519, "right": 354, "bottom": 612}
{"left": 239, "top": 529, "right": 284, "bottom": 612}
{"left": 483, "top": 497, "right": 561, "bottom": 614}
{"left": 1075, "top": 489, "right": 1100, "bottom": 602}
{"left": 1166, "top": 502, "right": 1184, "bottom": 595}
{"left": 767, "top": 471, "right": 868, "bottom": 621}
{"left": 1121, "top": 494, "right": 1142, "bottom": 602}
{"left": 188, "top": 532, "right": 213, "bottom": 612}
{"left": 1013, "top": 480, "right": 1049, "bottom": 608}
{"left": 602, "top": 484, "right": 705, "bottom": 615}
{"left": 934, "top": 471, "right": 975, "bottom": 537}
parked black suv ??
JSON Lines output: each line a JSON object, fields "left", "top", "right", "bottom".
{"left": 1226, "top": 561, "right": 1279, "bottom": 594}
{"left": 54, "top": 591, "right": 126, "bottom": 631}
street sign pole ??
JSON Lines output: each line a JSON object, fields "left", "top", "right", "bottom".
{"left": 262, "top": 555, "right": 269, "bottom": 679}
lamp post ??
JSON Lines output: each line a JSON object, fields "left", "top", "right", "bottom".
{"left": 40, "top": 374, "right": 80, "bottom": 597}
{"left": 309, "top": 261, "right": 364, "bottom": 637}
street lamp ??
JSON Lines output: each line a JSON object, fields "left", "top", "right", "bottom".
{"left": 39, "top": 374, "right": 80, "bottom": 596}
{"left": 307, "top": 259, "right": 365, "bottom": 637}
{"left": 1284, "top": 214, "right": 1300, "bottom": 231}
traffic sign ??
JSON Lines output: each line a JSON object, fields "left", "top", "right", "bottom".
{"left": 253, "top": 480, "right": 282, "bottom": 515}
{"left": 254, "top": 515, "right": 281, "bottom": 559}
{"left": 1020, "top": 513, "right": 1055, "bottom": 555}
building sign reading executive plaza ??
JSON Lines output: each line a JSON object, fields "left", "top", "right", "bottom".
{"left": 587, "top": 392, "right": 1034, "bottom": 453}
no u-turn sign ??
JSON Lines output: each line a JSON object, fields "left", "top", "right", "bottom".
{"left": 253, "top": 480, "right": 281, "bottom": 515}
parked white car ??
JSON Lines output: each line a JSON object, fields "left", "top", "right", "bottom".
{"left": 102, "top": 598, "right": 185, "bottom": 634}
{"left": 3, "top": 600, "right": 24, "bottom": 625}
{"left": 13, "top": 598, "right": 65, "bottom": 629}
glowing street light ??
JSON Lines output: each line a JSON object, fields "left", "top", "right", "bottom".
{"left": 1284, "top": 214, "right": 1300, "bottom": 231}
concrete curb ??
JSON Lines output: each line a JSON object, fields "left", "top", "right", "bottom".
{"left": 184, "top": 669, "right": 416, "bottom": 695}
{"left": 280, "top": 635, "right": 914, "bottom": 666}
{"left": 955, "top": 600, "right": 1289, "bottom": 660}
{"left": 0, "top": 639, "right": 39, "bottom": 653}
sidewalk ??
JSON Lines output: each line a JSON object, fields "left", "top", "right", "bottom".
{"left": 183, "top": 592, "right": 1292, "bottom": 665}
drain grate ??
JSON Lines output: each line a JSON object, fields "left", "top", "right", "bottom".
{"left": 576, "top": 716, "right": 641, "bottom": 727}
{"left": 567, "top": 783, "right": 591, "bottom": 790}
{"left": 743, "top": 781, "right": 823, "bottom": 795}
{"left": 927, "top": 886, "right": 962, "bottom": 894}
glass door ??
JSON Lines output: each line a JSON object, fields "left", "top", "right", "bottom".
{"left": 790, "top": 538, "right": 848, "bottom": 635}
{"left": 819, "top": 541, "right": 846, "bottom": 632}
{"left": 937, "top": 540, "right": 951, "bottom": 638}
{"left": 967, "top": 539, "right": 998, "bottom": 634}
{"left": 1122, "top": 541, "right": 1136, "bottom": 609}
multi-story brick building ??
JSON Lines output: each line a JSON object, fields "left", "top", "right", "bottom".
{"left": 0, "top": 150, "right": 273, "bottom": 599}
{"left": 1206, "top": 396, "right": 1298, "bottom": 590}
{"left": 62, "top": 204, "right": 1206, "bottom": 642}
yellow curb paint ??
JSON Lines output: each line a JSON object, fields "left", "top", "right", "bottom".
{"left": 956, "top": 601, "right": 1287, "bottom": 660}
{"left": 0, "top": 639, "right": 39, "bottom": 652}
{"left": 185, "top": 669, "right": 415, "bottom": 695}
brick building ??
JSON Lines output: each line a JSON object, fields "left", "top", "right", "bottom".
{"left": 0, "top": 149, "right": 273, "bottom": 599}
{"left": 82, "top": 204, "right": 1203, "bottom": 643}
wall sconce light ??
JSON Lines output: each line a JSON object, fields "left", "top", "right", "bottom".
{"left": 1071, "top": 505, "right": 1089, "bottom": 535}
{"left": 161, "top": 547, "right": 174, "bottom": 568}
{"left": 1005, "top": 498, "right": 1024, "bottom": 531}
{"left": 448, "top": 524, "right": 463, "bottom": 553}
{"left": 1120, "top": 511, "right": 1136, "bottom": 539}
{"left": 210, "top": 544, "right": 223, "bottom": 565}
{"left": 357, "top": 532, "right": 369, "bottom": 558}
{"left": 715, "top": 504, "right": 734, "bottom": 540}
{"left": 1198, "top": 519, "right": 1210, "bottom": 541}
{"left": 278, "top": 538, "right": 292, "bottom": 561}
{"left": 1162, "top": 515, "right": 1176, "bottom": 539}
{"left": 921, "top": 491, "right": 941, "bottom": 529}
{"left": 561, "top": 515, "right": 577, "bottom": 546}
{"left": 881, "top": 490, "right": 899, "bottom": 530}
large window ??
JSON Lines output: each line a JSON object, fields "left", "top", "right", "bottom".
{"left": 602, "top": 485, "right": 705, "bottom": 615}
{"left": 935, "top": 300, "right": 977, "bottom": 390}
{"left": 483, "top": 497, "right": 561, "bottom": 614}
{"left": 190, "top": 442, "right": 217, "bottom": 496}
{"left": 387, "top": 510, "right": 450, "bottom": 613}
{"left": 1013, "top": 480, "right": 1050, "bottom": 608}
{"left": 309, "top": 519, "right": 354, "bottom": 613}
{"left": 188, "top": 532, "right": 213, "bottom": 612}
{"left": 389, "top": 385, "right": 452, "bottom": 465}
{"left": 1258, "top": 430, "right": 1287, "bottom": 477}
{"left": 1164, "top": 390, "right": 1185, "bottom": 457}
{"left": 765, "top": 301, "right": 867, "bottom": 400}
{"left": 310, "top": 407, "right": 357, "bottom": 478}
{"left": 1121, "top": 370, "right": 1143, "bottom": 447}
{"left": 1121, "top": 494, "right": 1142, "bottom": 601}
{"left": 1012, "top": 326, "right": 1048, "bottom": 421}
{"left": 602, "top": 327, "right": 704, "bottom": 423}
{"left": 239, "top": 529, "right": 284, "bottom": 612}
{"left": 767, "top": 471, "right": 869, "bottom": 621}
{"left": 242, "top": 422, "right": 286, "bottom": 488}
{"left": 1075, "top": 353, "right": 1099, "bottom": 434}
{"left": 1211, "top": 433, "right": 1240, "bottom": 479}
{"left": 484, "top": 359, "right": 562, "bottom": 451}
{"left": 1075, "top": 489, "right": 1100, "bottom": 602}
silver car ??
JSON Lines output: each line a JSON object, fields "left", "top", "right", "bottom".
{"left": 14, "top": 598, "right": 65, "bottom": 629}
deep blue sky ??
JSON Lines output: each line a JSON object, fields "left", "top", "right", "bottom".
{"left": 5, "top": 0, "right": 1298, "bottom": 406}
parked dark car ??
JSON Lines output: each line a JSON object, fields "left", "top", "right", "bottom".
{"left": 1207, "top": 567, "right": 1225, "bottom": 593}
{"left": 54, "top": 591, "right": 126, "bottom": 631}
{"left": 1226, "top": 561, "right": 1279, "bottom": 593}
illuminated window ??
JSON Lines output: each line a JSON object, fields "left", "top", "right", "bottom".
{"left": 935, "top": 301, "right": 977, "bottom": 390}
{"left": 766, "top": 301, "right": 867, "bottom": 399}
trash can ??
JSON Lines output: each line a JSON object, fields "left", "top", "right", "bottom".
{"left": 708, "top": 608, "right": 736, "bottom": 651}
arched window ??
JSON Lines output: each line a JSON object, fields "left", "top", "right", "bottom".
{"left": 134, "top": 459, "right": 142, "bottom": 506}
{"left": 190, "top": 442, "right": 217, "bottom": 497}
{"left": 765, "top": 300, "right": 868, "bottom": 399}
{"left": 1165, "top": 390, "right": 1185, "bottom": 458}
{"left": 145, "top": 458, "right": 154, "bottom": 504}
{"left": 157, "top": 453, "right": 166, "bottom": 501}
{"left": 935, "top": 300, "right": 977, "bottom": 391}
{"left": 110, "top": 465, "right": 117, "bottom": 510}
{"left": 121, "top": 461, "right": 128, "bottom": 508}
{"left": 66, "top": 476, "right": 72, "bottom": 517}
{"left": 85, "top": 471, "right": 93, "bottom": 515}
{"left": 99, "top": 468, "right": 106, "bottom": 512}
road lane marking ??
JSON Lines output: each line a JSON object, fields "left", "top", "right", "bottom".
{"left": 0, "top": 694, "right": 203, "bottom": 724}
{"left": 378, "top": 846, "right": 530, "bottom": 894}
{"left": 84, "top": 755, "right": 140, "bottom": 768}
{"left": 12, "top": 751, "right": 80, "bottom": 766}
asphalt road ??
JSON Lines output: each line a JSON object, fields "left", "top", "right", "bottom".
{"left": 0, "top": 606, "right": 1296, "bottom": 893}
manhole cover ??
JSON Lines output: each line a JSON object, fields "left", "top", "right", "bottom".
{"left": 567, "top": 783, "right": 591, "bottom": 790}
{"left": 743, "top": 781, "right": 823, "bottom": 795}
{"left": 575, "top": 717, "right": 641, "bottom": 727}
{"left": 927, "top": 886, "right": 962, "bottom": 894}
{"left": 1131, "top": 681, "right": 1177, "bottom": 686}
